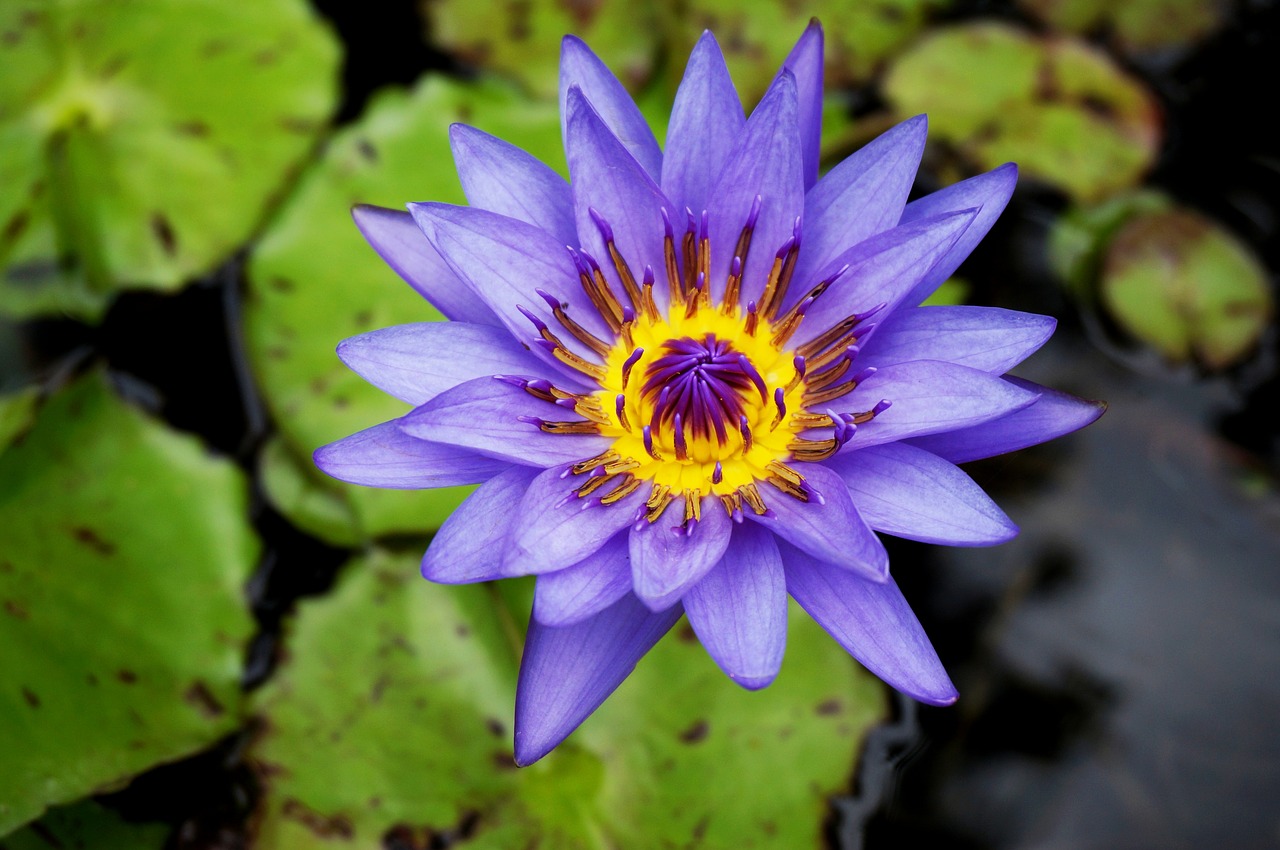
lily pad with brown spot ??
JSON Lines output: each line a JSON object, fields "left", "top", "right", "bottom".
{"left": 0, "top": 0, "right": 340, "bottom": 320}
{"left": 247, "top": 550, "right": 882, "bottom": 849}
{"left": 1018, "top": 0, "right": 1226, "bottom": 54}
{"left": 0, "top": 372, "right": 258, "bottom": 834}
{"left": 883, "top": 22, "right": 1161, "bottom": 201}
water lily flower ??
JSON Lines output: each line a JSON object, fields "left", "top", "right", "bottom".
{"left": 315, "top": 22, "right": 1104, "bottom": 766}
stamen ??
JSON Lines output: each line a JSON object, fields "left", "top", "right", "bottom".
{"left": 517, "top": 415, "right": 602, "bottom": 435}
{"left": 769, "top": 294, "right": 813, "bottom": 349}
{"left": 804, "top": 365, "right": 877, "bottom": 406}
{"left": 600, "top": 474, "right": 642, "bottom": 505}
{"left": 744, "top": 300, "right": 759, "bottom": 336}
{"left": 767, "top": 216, "right": 802, "bottom": 317}
{"left": 620, "top": 347, "right": 644, "bottom": 390}
{"left": 771, "top": 387, "right": 787, "bottom": 430}
{"left": 738, "top": 483, "right": 768, "bottom": 515}
{"left": 712, "top": 460, "right": 723, "bottom": 484}
{"left": 571, "top": 450, "right": 620, "bottom": 475}
{"left": 569, "top": 247, "right": 622, "bottom": 334}
{"left": 785, "top": 355, "right": 807, "bottom": 393}
{"left": 796, "top": 303, "right": 884, "bottom": 360}
{"left": 684, "top": 272, "right": 705, "bottom": 319}
{"left": 757, "top": 236, "right": 794, "bottom": 321}
{"left": 683, "top": 490, "right": 702, "bottom": 528}
{"left": 533, "top": 338, "right": 608, "bottom": 380}
{"left": 646, "top": 484, "right": 675, "bottom": 522}
{"left": 576, "top": 471, "right": 615, "bottom": 497}
{"left": 662, "top": 208, "right": 684, "bottom": 306}
{"left": 673, "top": 412, "right": 688, "bottom": 460}
{"left": 582, "top": 250, "right": 626, "bottom": 330}
{"left": 615, "top": 393, "right": 630, "bottom": 430}
{"left": 535, "top": 288, "right": 611, "bottom": 356}
{"left": 736, "top": 354, "right": 768, "bottom": 401}
{"left": 774, "top": 263, "right": 847, "bottom": 329}
{"left": 642, "top": 424, "right": 662, "bottom": 459}
{"left": 682, "top": 208, "right": 697, "bottom": 293}
{"left": 697, "top": 210, "right": 711, "bottom": 305}
{"left": 739, "top": 414, "right": 753, "bottom": 453}
{"left": 590, "top": 207, "right": 645, "bottom": 313}
{"left": 640, "top": 265, "right": 658, "bottom": 319}
{"left": 718, "top": 491, "right": 744, "bottom": 522}
{"left": 722, "top": 255, "right": 742, "bottom": 314}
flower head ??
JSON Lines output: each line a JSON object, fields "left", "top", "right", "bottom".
{"left": 316, "top": 22, "right": 1104, "bottom": 765}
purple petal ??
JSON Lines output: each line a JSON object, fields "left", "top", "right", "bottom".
{"left": 898, "top": 163, "right": 1018, "bottom": 306}
{"left": 856, "top": 306, "right": 1056, "bottom": 375}
{"left": 793, "top": 209, "right": 977, "bottom": 348}
{"left": 515, "top": 593, "right": 682, "bottom": 765}
{"left": 314, "top": 419, "right": 508, "bottom": 488}
{"left": 747, "top": 461, "right": 887, "bottom": 581}
{"left": 532, "top": 533, "right": 633, "bottom": 627}
{"left": 351, "top": 205, "right": 497, "bottom": 326}
{"left": 908, "top": 378, "right": 1106, "bottom": 463}
{"left": 781, "top": 542, "right": 957, "bottom": 706}
{"left": 827, "top": 443, "right": 1017, "bottom": 546}
{"left": 559, "top": 35, "right": 662, "bottom": 179}
{"left": 399, "top": 376, "right": 611, "bottom": 466}
{"left": 409, "top": 202, "right": 614, "bottom": 370}
{"left": 565, "top": 87, "right": 674, "bottom": 314}
{"left": 778, "top": 20, "right": 824, "bottom": 190}
{"left": 421, "top": 466, "right": 539, "bottom": 583}
{"left": 834, "top": 360, "right": 1041, "bottom": 450}
{"left": 504, "top": 465, "right": 647, "bottom": 576}
{"left": 449, "top": 124, "right": 576, "bottom": 246}
{"left": 790, "top": 116, "right": 928, "bottom": 297}
{"left": 662, "top": 31, "right": 744, "bottom": 214}
{"left": 629, "top": 495, "right": 733, "bottom": 611}
{"left": 337, "top": 322, "right": 548, "bottom": 406}
{"left": 683, "top": 522, "right": 787, "bottom": 689}
{"left": 706, "top": 70, "right": 804, "bottom": 306}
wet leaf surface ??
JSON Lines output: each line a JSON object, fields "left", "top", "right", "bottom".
{"left": 243, "top": 76, "right": 564, "bottom": 545}
{"left": 0, "top": 372, "right": 258, "bottom": 833}
{"left": 248, "top": 550, "right": 881, "bottom": 848}
{"left": 883, "top": 23, "right": 1161, "bottom": 201}
{"left": 0, "top": 0, "right": 340, "bottom": 320}
{"left": 1018, "top": 0, "right": 1226, "bottom": 53}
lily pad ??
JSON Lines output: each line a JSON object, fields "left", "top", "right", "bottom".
{"left": 1047, "top": 189, "right": 1172, "bottom": 299}
{"left": 0, "top": 800, "right": 168, "bottom": 850}
{"left": 248, "top": 550, "right": 882, "bottom": 848}
{"left": 0, "top": 0, "right": 340, "bottom": 320}
{"left": 1101, "top": 208, "right": 1271, "bottom": 368}
{"left": 424, "top": 0, "right": 660, "bottom": 99}
{"left": 0, "top": 372, "right": 258, "bottom": 834}
{"left": 243, "top": 75, "right": 564, "bottom": 544}
{"left": 883, "top": 22, "right": 1161, "bottom": 201}
{"left": 1018, "top": 0, "right": 1225, "bottom": 53}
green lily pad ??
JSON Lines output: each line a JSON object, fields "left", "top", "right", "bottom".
{"left": 0, "top": 0, "right": 340, "bottom": 320}
{"left": 1018, "top": 0, "right": 1224, "bottom": 53}
{"left": 248, "top": 550, "right": 882, "bottom": 848}
{"left": 243, "top": 75, "right": 564, "bottom": 545}
{"left": 0, "top": 372, "right": 258, "bottom": 834}
{"left": 1047, "top": 189, "right": 1172, "bottom": 299}
{"left": 883, "top": 22, "right": 1161, "bottom": 201}
{"left": 0, "top": 800, "right": 168, "bottom": 850}
{"left": 425, "top": 0, "right": 660, "bottom": 99}
{"left": 1101, "top": 208, "right": 1271, "bottom": 368}
{"left": 659, "top": 0, "right": 947, "bottom": 98}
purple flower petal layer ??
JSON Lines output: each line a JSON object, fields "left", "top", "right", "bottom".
{"left": 351, "top": 205, "right": 497, "bottom": 326}
{"left": 857, "top": 306, "right": 1056, "bottom": 375}
{"left": 662, "top": 31, "right": 744, "bottom": 216}
{"left": 827, "top": 443, "right": 1017, "bottom": 546}
{"left": 449, "top": 124, "right": 577, "bottom": 246}
{"left": 778, "top": 19, "right": 824, "bottom": 190}
{"left": 629, "top": 496, "right": 733, "bottom": 611}
{"left": 908, "top": 378, "right": 1106, "bottom": 463}
{"left": 399, "top": 376, "right": 611, "bottom": 466}
{"left": 781, "top": 542, "right": 957, "bottom": 705}
{"left": 515, "top": 593, "right": 682, "bottom": 765}
{"left": 792, "top": 115, "right": 927, "bottom": 295}
{"left": 706, "top": 70, "right": 803, "bottom": 305}
{"left": 684, "top": 522, "right": 787, "bottom": 689}
{"left": 747, "top": 462, "right": 887, "bottom": 581}
{"left": 837, "top": 361, "right": 1041, "bottom": 450}
{"left": 337, "top": 322, "right": 548, "bottom": 406}
{"left": 565, "top": 86, "right": 673, "bottom": 313}
{"left": 559, "top": 36, "right": 662, "bottom": 179}
{"left": 504, "top": 465, "right": 647, "bottom": 576}
{"left": 533, "top": 533, "right": 633, "bottom": 627}
{"left": 898, "top": 163, "right": 1018, "bottom": 306}
{"left": 422, "top": 466, "right": 540, "bottom": 583}
{"left": 314, "top": 419, "right": 508, "bottom": 488}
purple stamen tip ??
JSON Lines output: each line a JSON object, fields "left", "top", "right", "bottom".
{"left": 533, "top": 338, "right": 558, "bottom": 353}
{"left": 829, "top": 263, "right": 851, "bottom": 285}
{"left": 761, "top": 508, "right": 778, "bottom": 520}
{"left": 622, "top": 347, "right": 644, "bottom": 370}
{"left": 515, "top": 304, "right": 547, "bottom": 331}
{"left": 775, "top": 236, "right": 796, "bottom": 260}
{"left": 747, "top": 300, "right": 758, "bottom": 315}
{"left": 804, "top": 482, "right": 825, "bottom": 505}
{"left": 615, "top": 393, "right": 626, "bottom": 420}
{"left": 774, "top": 387, "right": 787, "bottom": 417}
{"left": 712, "top": 461, "right": 723, "bottom": 484}
{"left": 694, "top": 272, "right": 705, "bottom": 292}
{"left": 858, "top": 302, "right": 887, "bottom": 321}
{"left": 739, "top": 414, "right": 753, "bottom": 451}
{"left": 851, "top": 366, "right": 877, "bottom": 384}
{"left": 793, "top": 355, "right": 807, "bottom": 378}
{"left": 588, "top": 465, "right": 608, "bottom": 478}
{"left": 492, "top": 374, "right": 527, "bottom": 388}
{"left": 588, "top": 207, "right": 614, "bottom": 242}
{"left": 730, "top": 255, "right": 742, "bottom": 276}
{"left": 642, "top": 424, "right": 655, "bottom": 456}
{"left": 685, "top": 207, "right": 697, "bottom": 232}
{"left": 554, "top": 397, "right": 577, "bottom": 409}
{"left": 582, "top": 250, "right": 603, "bottom": 273}
{"left": 673, "top": 412, "right": 687, "bottom": 456}
{"left": 872, "top": 399, "right": 892, "bottom": 416}
{"left": 622, "top": 305, "right": 635, "bottom": 324}
{"left": 796, "top": 295, "right": 814, "bottom": 316}
{"left": 791, "top": 215, "right": 803, "bottom": 243}
{"left": 642, "top": 265, "right": 655, "bottom": 286}
{"left": 746, "top": 195, "right": 763, "bottom": 228}
{"left": 699, "top": 210, "right": 709, "bottom": 240}
{"left": 535, "top": 288, "right": 562, "bottom": 310}
{"left": 661, "top": 207, "right": 673, "bottom": 238}
{"left": 516, "top": 415, "right": 544, "bottom": 426}
{"left": 732, "top": 507, "right": 744, "bottom": 523}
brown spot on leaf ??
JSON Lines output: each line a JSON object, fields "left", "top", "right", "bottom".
{"left": 99, "top": 54, "right": 127, "bottom": 78}
{"left": 269, "top": 276, "right": 295, "bottom": 293}
{"left": 485, "top": 717, "right": 505, "bottom": 737}
{"left": 369, "top": 674, "right": 390, "bottom": 704}
{"left": 2, "top": 209, "right": 29, "bottom": 243}
{"left": 679, "top": 718, "right": 709, "bottom": 744}
{"left": 175, "top": 120, "right": 211, "bottom": 137}
{"left": 491, "top": 751, "right": 517, "bottom": 770}
{"left": 185, "top": 681, "right": 225, "bottom": 717}
{"left": 1080, "top": 94, "right": 1117, "bottom": 120}
{"left": 815, "top": 698, "right": 842, "bottom": 716}
{"left": 356, "top": 138, "right": 378, "bottom": 162}
{"left": 281, "top": 799, "right": 354, "bottom": 839}
{"left": 22, "top": 687, "right": 40, "bottom": 708}
{"left": 86, "top": 672, "right": 99, "bottom": 686}
{"left": 151, "top": 213, "right": 177, "bottom": 256}
{"left": 454, "top": 623, "right": 471, "bottom": 638}
{"left": 677, "top": 623, "right": 698, "bottom": 643}
{"left": 72, "top": 526, "right": 116, "bottom": 555}
{"left": 280, "top": 116, "right": 319, "bottom": 134}
{"left": 254, "top": 48, "right": 278, "bottom": 65}
{"left": 3, "top": 599, "right": 29, "bottom": 619}
{"left": 556, "top": 0, "right": 602, "bottom": 29}
{"left": 117, "top": 669, "right": 138, "bottom": 684}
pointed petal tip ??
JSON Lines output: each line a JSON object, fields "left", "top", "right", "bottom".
{"left": 732, "top": 672, "right": 778, "bottom": 691}
{"left": 915, "top": 685, "right": 959, "bottom": 707}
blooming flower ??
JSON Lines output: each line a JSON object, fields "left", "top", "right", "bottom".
{"left": 315, "top": 22, "right": 1103, "bottom": 765}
